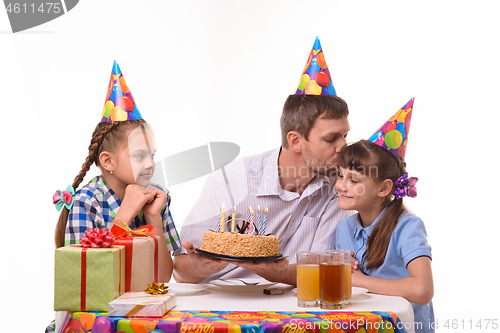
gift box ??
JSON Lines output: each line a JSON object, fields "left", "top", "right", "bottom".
{"left": 111, "top": 221, "right": 162, "bottom": 292}
{"left": 115, "top": 236, "right": 159, "bottom": 292}
{"left": 54, "top": 245, "right": 125, "bottom": 311}
{"left": 108, "top": 291, "right": 176, "bottom": 317}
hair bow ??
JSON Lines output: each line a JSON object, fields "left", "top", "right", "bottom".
{"left": 53, "top": 185, "right": 75, "bottom": 211}
{"left": 394, "top": 173, "right": 418, "bottom": 200}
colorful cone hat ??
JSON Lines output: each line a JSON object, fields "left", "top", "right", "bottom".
{"left": 100, "top": 61, "right": 143, "bottom": 122}
{"left": 295, "top": 37, "right": 336, "bottom": 96}
{"left": 368, "top": 98, "right": 414, "bottom": 159}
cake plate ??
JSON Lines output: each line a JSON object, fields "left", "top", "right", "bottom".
{"left": 195, "top": 248, "right": 284, "bottom": 263}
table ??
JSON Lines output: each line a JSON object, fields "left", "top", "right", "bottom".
{"left": 56, "top": 283, "right": 416, "bottom": 333}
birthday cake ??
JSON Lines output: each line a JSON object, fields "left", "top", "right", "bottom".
{"left": 199, "top": 230, "right": 280, "bottom": 257}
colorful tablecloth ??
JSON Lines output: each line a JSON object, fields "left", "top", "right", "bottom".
{"left": 61, "top": 310, "right": 408, "bottom": 333}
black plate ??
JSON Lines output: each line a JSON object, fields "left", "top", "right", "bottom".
{"left": 195, "top": 248, "right": 284, "bottom": 263}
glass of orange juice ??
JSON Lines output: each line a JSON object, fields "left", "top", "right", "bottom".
{"left": 296, "top": 251, "right": 320, "bottom": 307}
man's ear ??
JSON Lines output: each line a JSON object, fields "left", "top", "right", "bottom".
{"left": 378, "top": 179, "right": 394, "bottom": 197}
{"left": 287, "top": 131, "right": 303, "bottom": 154}
{"left": 99, "top": 151, "right": 114, "bottom": 173}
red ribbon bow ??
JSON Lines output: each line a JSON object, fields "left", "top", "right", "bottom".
{"left": 80, "top": 227, "right": 115, "bottom": 248}
{"left": 110, "top": 220, "right": 157, "bottom": 239}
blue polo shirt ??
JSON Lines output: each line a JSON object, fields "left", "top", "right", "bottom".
{"left": 335, "top": 209, "right": 435, "bottom": 333}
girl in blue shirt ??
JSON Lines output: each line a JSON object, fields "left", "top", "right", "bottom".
{"left": 334, "top": 139, "right": 434, "bottom": 333}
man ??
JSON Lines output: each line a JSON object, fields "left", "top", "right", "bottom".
{"left": 173, "top": 94, "right": 352, "bottom": 285}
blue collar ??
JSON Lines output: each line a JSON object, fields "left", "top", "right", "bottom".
{"left": 353, "top": 207, "right": 388, "bottom": 240}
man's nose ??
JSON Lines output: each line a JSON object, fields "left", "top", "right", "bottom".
{"left": 336, "top": 138, "right": 347, "bottom": 152}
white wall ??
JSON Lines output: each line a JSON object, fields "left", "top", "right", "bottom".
{"left": 1, "top": 1, "right": 498, "bottom": 331}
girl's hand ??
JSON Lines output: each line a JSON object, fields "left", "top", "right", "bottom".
{"left": 115, "top": 184, "right": 154, "bottom": 225}
{"left": 351, "top": 267, "right": 367, "bottom": 288}
{"left": 142, "top": 187, "right": 167, "bottom": 232}
{"left": 142, "top": 187, "right": 167, "bottom": 218}
{"left": 350, "top": 251, "right": 359, "bottom": 270}
{"left": 349, "top": 257, "right": 433, "bottom": 305}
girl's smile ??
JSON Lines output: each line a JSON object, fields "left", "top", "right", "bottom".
{"left": 139, "top": 171, "right": 153, "bottom": 178}
{"left": 336, "top": 167, "right": 389, "bottom": 227}
{"left": 338, "top": 192, "right": 353, "bottom": 200}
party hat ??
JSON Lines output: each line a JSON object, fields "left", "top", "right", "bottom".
{"left": 368, "top": 98, "right": 414, "bottom": 159}
{"left": 295, "top": 37, "right": 336, "bottom": 96}
{"left": 100, "top": 61, "right": 143, "bottom": 122}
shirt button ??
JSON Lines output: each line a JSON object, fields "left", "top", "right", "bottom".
{"left": 291, "top": 222, "right": 296, "bottom": 227}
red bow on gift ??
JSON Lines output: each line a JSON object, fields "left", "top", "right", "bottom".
{"left": 80, "top": 228, "right": 115, "bottom": 248}
{"left": 110, "top": 220, "right": 157, "bottom": 239}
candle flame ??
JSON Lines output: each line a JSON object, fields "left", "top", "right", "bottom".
{"left": 257, "top": 205, "right": 260, "bottom": 211}
{"left": 265, "top": 207, "right": 269, "bottom": 213}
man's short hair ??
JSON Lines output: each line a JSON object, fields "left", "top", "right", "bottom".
{"left": 280, "top": 94, "right": 349, "bottom": 148}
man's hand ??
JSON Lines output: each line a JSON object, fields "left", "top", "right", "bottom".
{"left": 173, "top": 241, "right": 230, "bottom": 283}
{"left": 233, "top": 258, "right": 296, "bottom": 285}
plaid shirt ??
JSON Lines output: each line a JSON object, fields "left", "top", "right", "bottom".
{"left": 65, "top": 175, "right": 181, "bottom": 251}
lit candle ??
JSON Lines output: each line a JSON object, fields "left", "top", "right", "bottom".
{"left": 231, "top": 206, "right": 236, "bottom": 233}
{"left": 262, "top": 207, "right": 268, "bottom": 235}
{"left": 248, "top": 207, "right": 254, "bottom": 234}
{"left": 219, "top": 202, "right": 225, "bottom": 232}
{"left": 257, "top": 205, "right": 261, "bottom": 235}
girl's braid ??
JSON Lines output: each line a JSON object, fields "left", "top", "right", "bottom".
{"left": 54, "top": 121, "right": 119, "bottom": 248}
{"left": 71, "top": 122, "right": 117, "bottom": 188}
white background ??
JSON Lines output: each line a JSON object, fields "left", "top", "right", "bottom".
{"left": 1, "top": 1, "right": 499, "bottom": 331}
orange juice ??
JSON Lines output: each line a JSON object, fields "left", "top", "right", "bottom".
{"left": 297, "top": 264, "right": 320, "bottom": 302}
{"left": 344, "top": 263, "right": 352, "bottom": 303}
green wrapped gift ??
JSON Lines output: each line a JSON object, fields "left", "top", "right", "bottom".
{"left": 54, "top": 245, "right": 125, "bottom": 311}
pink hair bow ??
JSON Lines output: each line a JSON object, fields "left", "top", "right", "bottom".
{"left": 52, "top": 185, "right": 75, "bottom": 211}
{"left": 394, "top": 174, "right": 418, "bottom": 200}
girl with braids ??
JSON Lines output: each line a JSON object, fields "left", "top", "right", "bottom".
{"left": 53, "top": 62, "right": 180, "bottom": 284}
{"left": 334, "top": 140, "right": 434, "bottom": 333}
